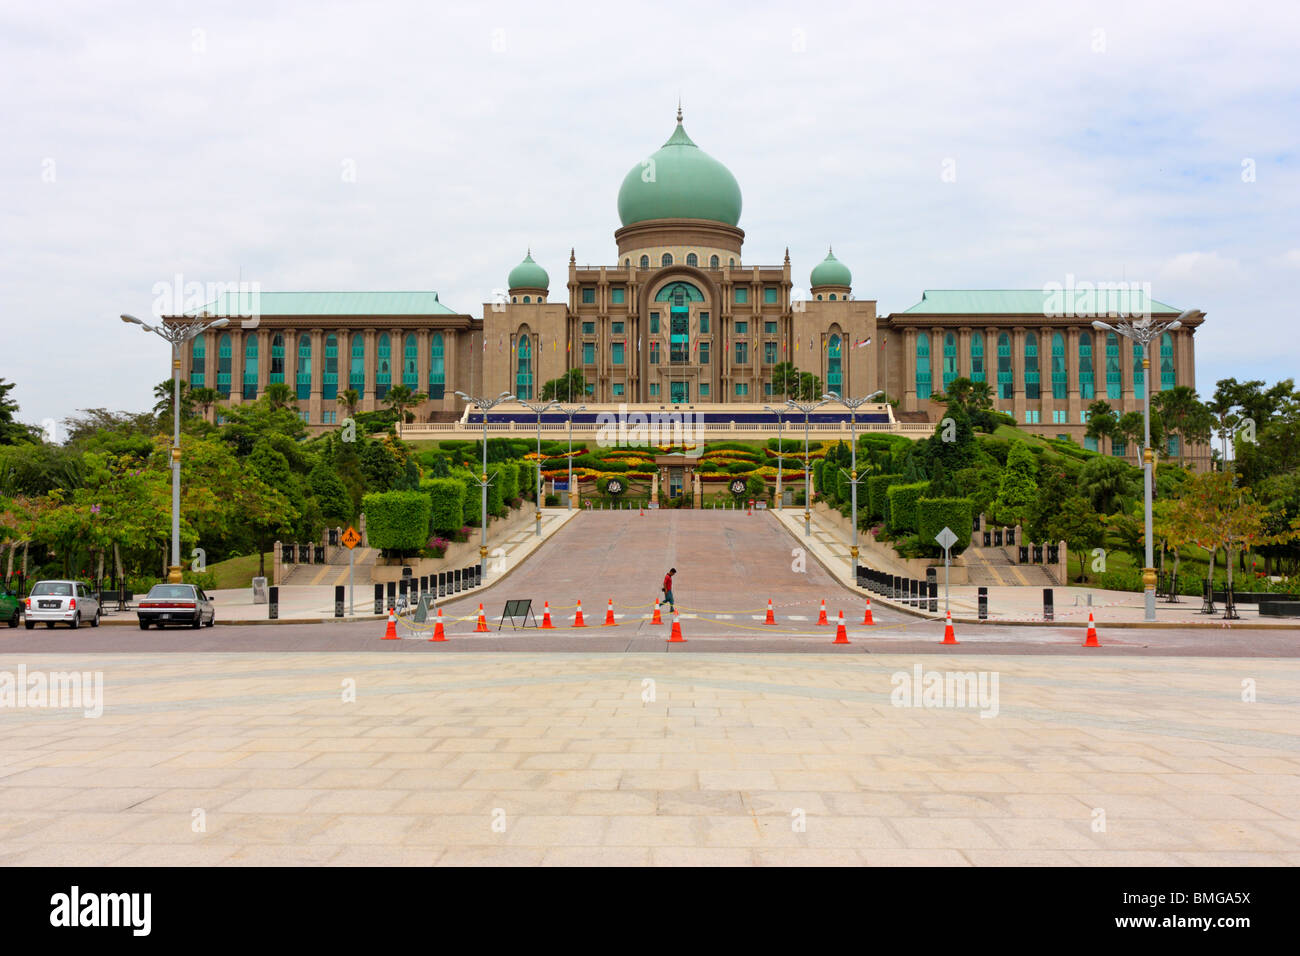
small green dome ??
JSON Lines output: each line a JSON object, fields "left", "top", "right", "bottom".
{"left": 617, "top": 114, "right": 742, "bottom": 227}
{"left": 810, "top": 249, "right": 852, "bottom": 288}
{"left": 508, "top": 250, "right": 548, "bottom": 290}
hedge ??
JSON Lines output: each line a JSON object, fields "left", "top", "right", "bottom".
{"left": 916, "top": 497, "right": 974, "bottom": 553}
{"left": 866, "top": 474, "right": 902, "bottom": 521}
{"left": 886, "top": 481, "right": 931, "bottom": 533}
{"left": 812, "top": 459, "right": 826, "bottom": 496}
{"left": 422, "top": 478, "right": 465, "bottom": 535}
{"left": 362, "top": 490, "right": 432, "bottom": 552}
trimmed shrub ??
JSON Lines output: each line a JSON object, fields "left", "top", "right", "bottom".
{"left": 363, "top": 490, "right": 431, "bottom": 552}
{"left": 423, "top": 478, "right": 465, "bottom": 535}
{"left": 745, "top": 473, "right": 766, "bottom": 499}
{"left": 886, "top": 481, "right": 931, "bottom": 533}
{"left": 866, "top": 474, "right": 901, "bottom": 520}
{"left": 812, "top": 458, "right": 826, "bottom": 496}
{"left": 916, "top": 497, "right": 974, "bottom": 554}
{"left": 494, "top": 461, "right": 519, "bottom": 504}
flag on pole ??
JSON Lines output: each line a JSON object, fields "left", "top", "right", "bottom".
{"left": 854, "top": 336, "right": 871, "bottom": 349}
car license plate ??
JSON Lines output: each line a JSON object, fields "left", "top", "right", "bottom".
{"left": 160, "top": 613, "right": 170, "bottom": 620}
{"left": 39, "top": 600, "right": 59, "bottom": 609}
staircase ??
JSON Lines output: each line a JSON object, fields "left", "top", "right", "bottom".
{"left": 279, "top": 547, "right": 379, "bottom": 587}
{"left": 963, "top": 544, "right": 1056, "bottom": 587}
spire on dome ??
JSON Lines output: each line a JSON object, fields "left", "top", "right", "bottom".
{"left": 676, "top": 97, "right": 682, "bottom": 123}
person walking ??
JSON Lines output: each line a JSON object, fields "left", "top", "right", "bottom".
{"left": 661, "top": 568, "right": 677, "bottom": 615}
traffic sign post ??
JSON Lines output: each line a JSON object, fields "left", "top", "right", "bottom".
{"left": 341, "top": 525, "right": 361, "bottom": 616}
{"left": 934, "top": 526, "right": 958, "bottom": 616}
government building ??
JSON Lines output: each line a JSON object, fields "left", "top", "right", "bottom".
{"left": 169, "top": 107, "right": 1205, "bottom": 459}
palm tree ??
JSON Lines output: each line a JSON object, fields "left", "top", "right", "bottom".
{"left": 383, "top": 384, "right": 427, "bottom": 434}
{"left": 263, "top": 382, "right": 295, "bottom": 410}
{"left": 1085, "top": 400, "right": 1117, "bottom": 456}
{"left": 190, "top": 387, "right": 219, "bottom": 421}
{"left": 337, "top": 388, "right": 361, "bottom": 419}
{"left": 1206, "top": 380, "right": 1241, "bottom": 472}
{"left": 152, "top": 379, "right": 193, "bottom": 424}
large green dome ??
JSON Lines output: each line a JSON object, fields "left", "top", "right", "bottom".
{"left": 810, "top": 249, "right": 852, "bottom": 288}
{"left": 508, "top": 250, "right": 548, "bottom": 290}
{"left": 617, "top": 115, "right": 742, "bottom": 227}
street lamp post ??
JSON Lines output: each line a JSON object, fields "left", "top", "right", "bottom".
{"left": 121, "top": 313, "right": 229, "bottom": 583}
{"left": 455, "top": 390, "right": 516, "bottom": 579}
{"left": 1092, "top": 310, "right": 1196, "bottom": 622}
{"left": 824, "top": 390, "right": 884, "bottom": 577}
{"left": 517, "top": 399, "right": 558, "bottom": 535}
{"left": 553, "top": 404, "right": 587, "bottom": 509}
{"left": 762, "top": 405, "right": 796, "bottom": 509}
{"left": 785, "top": 398, "right": 830, "bottom": 536}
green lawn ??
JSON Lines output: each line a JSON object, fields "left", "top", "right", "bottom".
{"left": 208, "top": 552, "right": 273, "bottom": 590}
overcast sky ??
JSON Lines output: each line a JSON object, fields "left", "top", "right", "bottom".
{"left": 3, "top": 0, "right": 1297, "bottom": 433}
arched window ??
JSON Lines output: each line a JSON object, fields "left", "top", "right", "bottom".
{"left": 190, "top": 335, "right": 206, "bottom": 387}
{"left": 640, "top": 255, "right": 649, "bottom": 269}
{"left": 728, "top": 258, "right": 735, "bottom": 268}
{"left": 1133, "top": 341, "right": 1144, "bottom": 393}
{"left": 403, "top": 334, "right": 418, "bottom": 389}
{"left": 1024, "top": 332, "right": 1040, "bottom": 400}
{"left": 376, "top": 333, "right": 391, "bottom": 399}
{"left": 323, "top": 334, "right": 338, "bottom": 401}
{"left": 1079, "top": 331, "right": 1095, "bottom": 399}
{"left": 296, "top": 334, "right": 312, "bottom": 401}
{"left": 624, "top": 259, "right": 630, "bottom": 268}
{"left": 970, "top": 332, "right": 985, "bottom": 383}
{"left": 269, "top": 333, "right": 285, "bottom": 384}
{"left": 710, "top": 255, "right": 719, "bottom": 269}
{"left": 216, "top": 333, "right": 232, "bottom": 397}
{"left": 243, "top": 333, "right": 259, "bottom": 399}
{"left": 349, "top": 334, "right": 365, "bottom": 397}
{"left": 429, "top": 333, "right": 445, "bottom": 399}
{"left": 686, "top": 253, "right": 698, "bottom": 267}
{"left": 1160, "top": 332, "right": 1175, "bottom": 390}
{"left": 943, "top": 332, "right": 957, "bottom": 392}
{"left": 916, "top": 332, "right": 932, "bottom": 400}
{"left": 661, "top": 253, "right": 673, "bottom": 267}
{"left": 1105, "top": 332, "right": 1121, "bottom": 399}
{"left": 515, "top": 333, "right": 533, "bottom": 400}
{"left": 829, "top": 294, "right": 837, "bottom": 300}
{"left": 1051, "top": 333, "right": 1067, "bottom": 399}
{"left": 828, "top": 334, "right": 842, "bottom": 392}
{"left": 522, "top": 295, "right": 530, "bottom": 303}
{"left": 996, "top": 333, "right": 1012, "bottom": 399}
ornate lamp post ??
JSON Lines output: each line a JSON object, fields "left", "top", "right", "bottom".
{"left": 763, "top": 404, "right": 797, "bottom": 510}
{"left": 455, "top": 390, "right": 516, "bottom": 578}
{"left": 552, "top": 404, "right": 587, "bottom": 509}
{"left": 823, "top": 389, "right": 884, "bottom": 577}
{"left": 785, "top": 398, "right": 830, "bottom": 536}
{"left": 121, "top": 313, "right": 229, "bottom": 583}
{"left": 1091, "top": 309, "right": 1197, "bottom": 621}
{"left": 517, "top": 399, "right": 558, "bottom": 535}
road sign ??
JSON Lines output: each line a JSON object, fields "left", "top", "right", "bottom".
{"left": 341, "top": 526, "right": 361, "bottom": 549}
{"left": 935, "top": 526, "right": 958, "bottom": 551}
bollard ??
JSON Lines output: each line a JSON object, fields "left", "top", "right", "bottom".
{"left": 269, "top": 585, "right": 279, "bottom": 620}
{"left": 420, "top": 575, "right": 428, "bottom": 597}
{"left": 454, "top": 568, "right": 462, "bottom": 593}
{"left": 929, "top": 579, "right": 938, "bottom": 613}
{"left": 926, "top": 567, "right": 937, "bottom": 612}
{"left": 386, "top": 581, "right": 397, "bottom": 611}
{"left": 438, "top": 572, "right": 446, "bottom": 598}
{"left": 475, "top": 565, "right": 483, "bottom": 587}
{"left": 399, "top": 578, "right": 408, "bottom": 607}
{"left": 1043, "top": 588, "right": 1054, "bottom": 622}
{"left": 334, "top": 585, "right": 344, "bottom": 618}
{"left": 373, "top": 583, "right": 383, "bottom": 615}
{"left": 977, "top": 586, "right": 988, "bottom": 621}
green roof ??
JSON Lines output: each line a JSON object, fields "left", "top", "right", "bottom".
{"left": 183, "top": 291, "right": 461, "bottom": 317}
{"left": 617, "top": 115, "right": 743, "bottom": 227}
{"left": 810, "top": 249, "right": 852, "bottom": 288}
{"left": 898, "top": 289, "right": 1181, "bottom": 315}
{"left": 507, "top": 251, "right": 549, "bottom": 290}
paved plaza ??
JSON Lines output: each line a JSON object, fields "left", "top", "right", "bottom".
{"left": 0, "top": 652, "right": 1296, "bottom": 866}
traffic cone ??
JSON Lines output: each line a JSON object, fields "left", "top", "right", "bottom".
{"left": 667, "top": 608, "right": 684, "bottom": 643}
{"left": 941, "top": 610, "right": 959, "bottom": 644}
{"left": 573, "top": 599, "right": 587, "bottom": 627}
{"left": 474, "top": 603, "right": 489, "bottom": 632}
{"left": 816, "top": 599, "right": 829, "bottom": 625}
{"left": 833, "top": 610, "right": 849, "bottom": 644}
{"left": 764, "top": 598, "right": 776, "bottom": 625}
{"left": 1083, "top": 611, "right": 1100, "bottom": 647}
{"left": 430, "top": 607, "right": 446, "bottom": 642}
{"left": 540, "top": 601, "right": 554, "bottom": 629}
{"left": 382, "top": 607, "right": 398, "bottom": 640}
{"left": 603, "top": 598, "right": 618, "bottom": 626}
{"left": 639, "top": 502, "right": 645, "bottom": 516}
{"left": 747, "top": 500, "right": 753, "bottom": 516}
{"left": 651, "top": 598, "right": 662, "bottom": 624}
{"left": 862, "top": 599, "right": 875, "bottom": 626}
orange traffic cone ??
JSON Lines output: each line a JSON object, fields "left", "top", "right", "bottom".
{"left": 747, "top": 500, "right": 753, "bottom": 516}
{"left": 667, "top": 608, "right": 684, "bottom": 643}
{"left": 1083, "top": 611, "right": 1100, "bottom": 647}
{"left": 603, "top": 598, "right": 618, "bottom": 626}
{"left": 833, "top": 610, "right": 850, "bottom": 644}
{"left": 541, "top": 601, "right": 554, "bottom": 629}
{"left": 941, "top": 610, "right": 959, "bottom": 644}
{"left": 383, "top": 607, "right": 398, "bottom": 640}
{"left": 816, "top": 599, "right": 829, "bottom": 625}
{"left": 573, "top": 599, "right": 587, "bottom": 627}
{"left": 474, "top": 603, "right": 489, "bottom": 632}
{"left": 764, "top": 598, "right": 776, "bottom": 625}
{"left": 639, "top": 502, "right": 645, "bottom": 516}
{"left": 651, "top": 599, "right": 662, "bottom": 624}
{"left": 862, "top": 599, "right": 875, "bottom": 626}
{"left": 430, "top": 607, "right": 446, "bottom": 642}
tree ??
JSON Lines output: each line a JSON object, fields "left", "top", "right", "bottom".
{"left": 993, "top": 439, "right": 1038, "bottom": 526}
{"left": 337, "top": 389, "right": 361, "bottom": 419}
{"left": 539, "top": 369, "right": 587, "bottom": 402}
{"left": 1043, "top": 495, "right": 1105, "bottom": 582}
{"left": 936, "top": 377, "right": 993, "bottom": 419}
{"left": 1077, "top": 455, "right": 1139, "bottom": 516}
{"left": 263, "top": 383, "right": 296, "bottom": 411}
{"left": 309, "top": 460, "right": 352, "bottom": 524}
{"left": 384, "top": 384, "right": 427, "bottom": 425}
{"left": 798, "top": 372, "right": 823, "bottom": 401}
{"left": 0, "top": 379, "right": 39, "bottom": 445}
{"left": 153, "top": 378, "right": 196, "bottom": 429}
{"left": 1178, "top": 471, "right": 1290, "bottom": 592}
{"left": 1084, "top": 400, "right": 1118, "bottom": 456}
{"left": 1152, "top": 386, "right": 1212, "bottom": 466}
{"left": 1206, "top": 379, "right": 1243, "bottom": 472}
{"left": 190, "top": 387, "right": 219, "bottom": 421}
{"left": 770, "top": 362, "right": 801, "bottom": 400}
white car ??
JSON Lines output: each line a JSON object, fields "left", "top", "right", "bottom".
{"left": 24, "top": 580, "right": 101, "bottom": 629}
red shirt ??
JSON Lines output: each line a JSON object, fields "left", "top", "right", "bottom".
{"left": 663, "top": 573, "right": 673, "bottom": 592}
